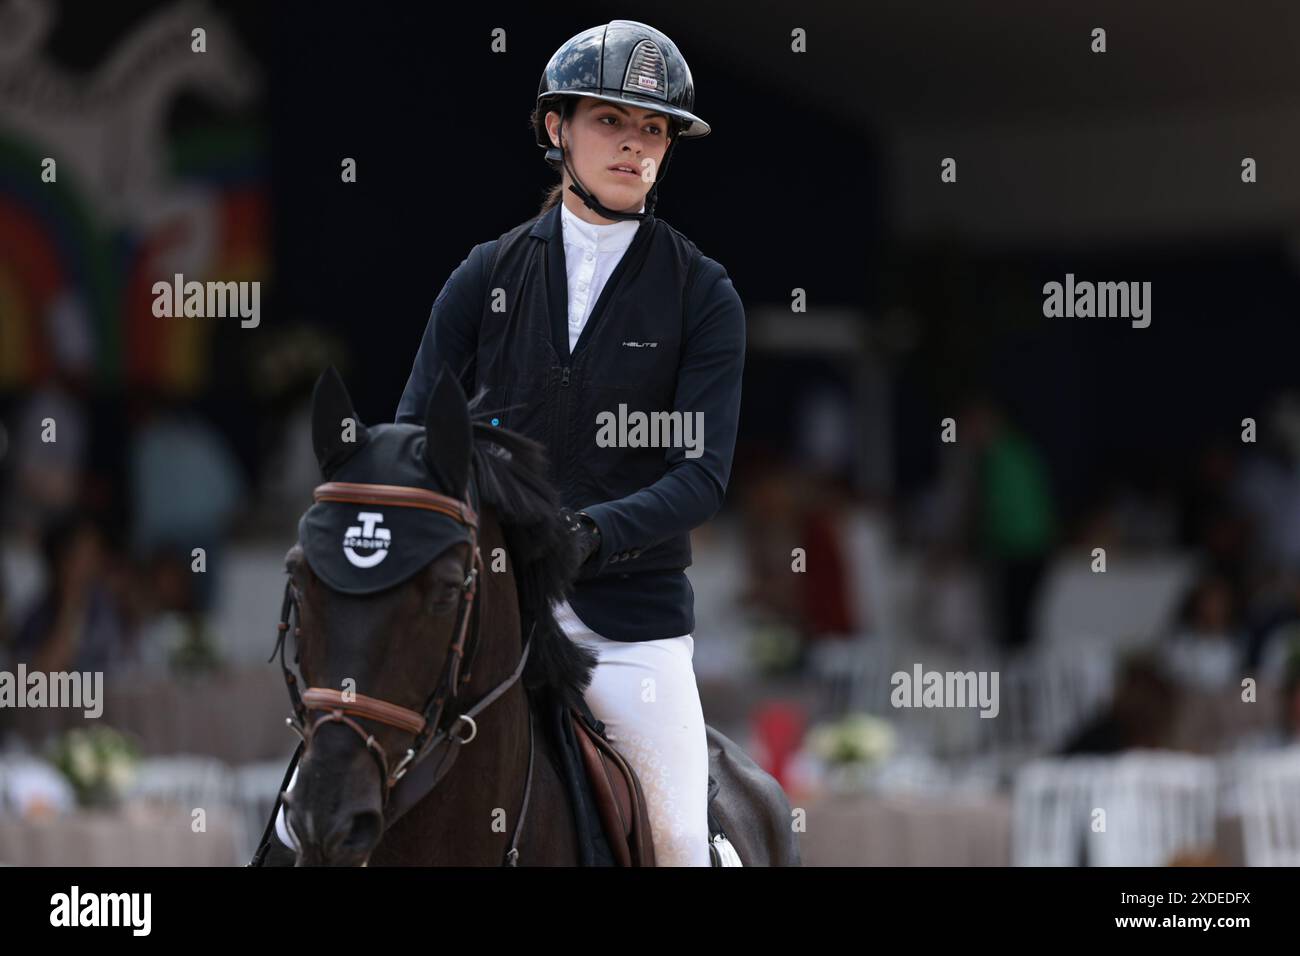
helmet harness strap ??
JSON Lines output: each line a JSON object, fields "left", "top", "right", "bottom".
{"left": 553, "top": 108, "right": 681, "bottom": 223}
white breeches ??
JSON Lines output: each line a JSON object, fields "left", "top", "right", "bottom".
{"left": 553, "top": 598, "right": 712, "bottom": 867}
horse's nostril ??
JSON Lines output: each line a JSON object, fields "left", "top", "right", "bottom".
{"left": 341, "top": 810, "right": 382, "bottom": 852}
{"left": 311, "top": 809, "right": 381, "bottom": 865}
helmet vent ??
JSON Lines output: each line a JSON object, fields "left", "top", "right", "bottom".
{"left": 622, "top": 40, "right": 666, "bottom": 99}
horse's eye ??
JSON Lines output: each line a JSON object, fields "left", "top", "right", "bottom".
{"left": 430, "top": 579, "right": 460, "bottom": 609}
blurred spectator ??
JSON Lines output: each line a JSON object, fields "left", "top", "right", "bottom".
{"left": 796, "top": 384, "right": 855, "bottom": 484}
{"left": 1245, "top": 580, "right": 1300, "bottom": 677}
{"left": 1059, "top": 653, "right": 1178, "bottom": 755}
{"left": 1177, "top": 440, "right": 1250, "bottom": 573}
{"left": 12, "top": 510, "right": 130, "bottom": 673}
{"left": 797, "top": 473, "right": 859, "bottom": 639}
{"left": 127, "top": 393, "right": 246, "bottom": 613}
{"left": 913, "top": 545, "right": 995, "bottom": 651}
{"left": 1234, "top": 638, "right": 1300, "bottom": 750}
{"left": 738, "top": 454, "right": 857, "bottom": 644}
{"left": 5, "top": 295, "right": 97, "bottom": 544}
{"left": 1279, "top": 649, "right": 1300, "bottom": 743}
{"left": 1109, "top": 481, "right": 1180, "bottom": 551}
{"left": 1229, "top": 393, "right": 1300, "bottom": 668}
{"left": 1232, "top": 391, "right": 1300, "bottom": 578}
{"left": 1160, "top": 572, "right": 1244, "bottom": 691}
{"left": 738, "top": 453, "right": 802, "bottom": 630}
{"left": 909, "top": 406, "right": 979, "bottom": 550}
{"left": 124, "top": 547, "right": 224, "bottom": 675}
{"left": 966, "top": 396, "right": 1057, "bottom": 651}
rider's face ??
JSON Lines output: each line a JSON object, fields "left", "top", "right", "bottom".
{"left": 546, "top": 97, "right": 672, "bottom": 222}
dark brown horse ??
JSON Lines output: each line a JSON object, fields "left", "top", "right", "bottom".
{"left": 257, "top": 365, "right": 799, "bottom": 866}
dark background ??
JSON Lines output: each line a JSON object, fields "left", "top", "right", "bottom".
{"left": 29, "top": 0, "right": 1294, "bottom": 534}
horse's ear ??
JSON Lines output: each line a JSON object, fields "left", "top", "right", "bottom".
{"left": 311, "top": 366, "right": 369, "bottom": 478}
{"left": 423, "top": 362, "right": 471, "bottom": 496}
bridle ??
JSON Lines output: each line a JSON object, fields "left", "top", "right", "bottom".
{"left": 262, "top": 478, "right": 537, "bottom": 866}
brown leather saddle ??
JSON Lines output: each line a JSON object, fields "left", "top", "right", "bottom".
{"left": 569, "top": 706, "right": 656, "bottom": 867}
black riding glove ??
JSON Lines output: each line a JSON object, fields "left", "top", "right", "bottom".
{"left": 559, "top": 507, "right": 602, "bottom": 565}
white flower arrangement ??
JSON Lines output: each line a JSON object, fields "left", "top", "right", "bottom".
{"left": 806, "top": 713, "right": 897, "bottom": 767}
{"left": 804, "top": 714, "right": 899, "bottom": 795}
{"left": 49, "top": 726, "right": 140, "bottom": 808}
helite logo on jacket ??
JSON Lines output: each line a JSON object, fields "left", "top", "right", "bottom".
{"left": 342, "top": 512, "right": 390, "bottom": 568}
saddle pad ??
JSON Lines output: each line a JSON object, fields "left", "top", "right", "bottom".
{"left": 536, "top": 686, "right": 617, "bottom": 866}
{"left": 541, "top": 686, "right": 727, "bottom": 866}
{"left": 570, "top": 703, "right": 656, "bottom": 866}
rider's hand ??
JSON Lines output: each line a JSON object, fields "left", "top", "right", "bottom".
{"left": 559, "top": 507, "right": 601, "bottom": 565}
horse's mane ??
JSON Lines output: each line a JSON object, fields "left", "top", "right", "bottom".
{"left": 464, "top": 392, "right": 596, "bottom": 710}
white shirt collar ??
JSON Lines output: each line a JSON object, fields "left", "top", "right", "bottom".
{"left": 560, "top": 199, "right": 644, "bottom": 252}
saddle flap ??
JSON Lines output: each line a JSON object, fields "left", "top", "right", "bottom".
{"left": 569, "top": 707, "right": 656, "bottom": 867}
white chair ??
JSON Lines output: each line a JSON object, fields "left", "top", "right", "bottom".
{"left": 1234, "top": 747, "right": 1300, "bottom": 866}
{"left": 982, "top": 658, "right": 1041, "bottom": 756}
{"left": 979, "top": 644, "right": 1117, "bottom": 758}
{"left": 1012, "top": 757, "right": 1105, "bottom": 865}
{"left": 127, "top": 755, "right": 237, "bottom": 812}
{"left": 1032, "top": 645, "right": 1118, "bottom": 751}
{"left": 807, "top": 635, "right": 896, "bottom": 716}
{"left": 1087, "top": 751, "right": 1218, "bottom": 866}
{"left": 1013, "top": 752, "right": 1217, "bottom": 866}
{"left": 841, "top": 509, "right": 895, "bottom": 643}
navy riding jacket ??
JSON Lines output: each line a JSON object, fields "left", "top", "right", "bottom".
{"left": 395, "top": 202, "right": 746, "bottom": 641}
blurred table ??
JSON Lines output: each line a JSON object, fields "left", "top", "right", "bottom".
{"left": 793, "top": 787, "right": 1252, "bottom": 867}
{"left": 4, "top": 666, "right": 292, "bottom": 763}
{"left": 0, "top": 801, "right": 242, "bottom": 866}
{"left": 798, "top": 791, "right": 1013, "bottom": 866}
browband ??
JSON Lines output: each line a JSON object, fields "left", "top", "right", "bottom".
{"left": 313, "top": 480, "right": 478, "bottom": 527}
